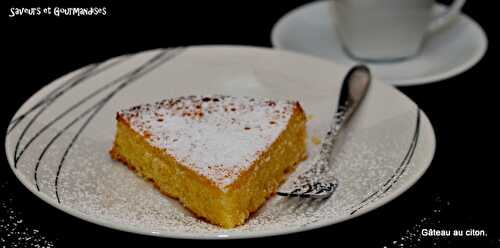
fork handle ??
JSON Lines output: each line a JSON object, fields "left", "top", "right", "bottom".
{"left": 319, "top": 65, "right": 371, "bottom": 165}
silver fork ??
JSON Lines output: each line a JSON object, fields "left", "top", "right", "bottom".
{"left": 278, "top": 65, "right": 371, "bottom": 199}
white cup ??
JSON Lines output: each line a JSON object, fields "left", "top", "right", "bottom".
{"left": 330, "top": 0, "right": 466, "bottom": 61}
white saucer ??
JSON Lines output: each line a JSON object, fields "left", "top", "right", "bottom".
{"left": 271, "top": 1, "right": 488, "bottom": 86}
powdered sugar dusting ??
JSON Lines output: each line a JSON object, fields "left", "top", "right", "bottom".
{"left": 119, "top": 95, "right": 296, "bottom": 189}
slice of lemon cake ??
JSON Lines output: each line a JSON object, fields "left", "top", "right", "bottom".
{"left": 109, "top": 95, "right": 307, "bottom": 228}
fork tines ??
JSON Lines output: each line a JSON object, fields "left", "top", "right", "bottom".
{"left": 277, "top": 182, "right": 338, "bottom": 199}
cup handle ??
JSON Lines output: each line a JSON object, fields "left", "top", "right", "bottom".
{"left": 428, "top": 0, "right": 466, "bottom": 33}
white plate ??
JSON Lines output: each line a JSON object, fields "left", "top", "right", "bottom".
{"left": 271, "top": 1, "right": 488, "bottom": 86}
{"left": 5, "top": 46, "right": 435, "bottom": 239}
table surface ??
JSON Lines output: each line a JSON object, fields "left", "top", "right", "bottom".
{"left": 3, "top": 1, "right": 499, "bottom": 247}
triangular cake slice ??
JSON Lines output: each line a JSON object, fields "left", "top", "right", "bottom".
{"left": 110, "top": 95, "right": 307, "bottom": 228}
